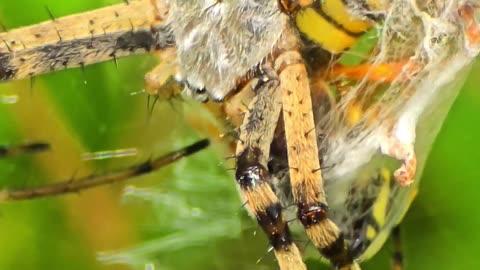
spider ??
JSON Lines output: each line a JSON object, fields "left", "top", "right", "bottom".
{"left": 0, "top": 1, "right": 479, "bottom": 270}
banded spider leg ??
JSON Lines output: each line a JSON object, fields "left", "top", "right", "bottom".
{"left": 233, "top": 26, "right": 361, "bottom": 269}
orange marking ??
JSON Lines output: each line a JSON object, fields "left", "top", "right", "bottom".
{"left": 459, "top": 2, "right": 480, "bottom": 48}
{"left": 329, "top": 61, "right": 422, "bottom": 83}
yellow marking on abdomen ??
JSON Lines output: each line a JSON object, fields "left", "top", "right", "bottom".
{"left": 322, "top": 0, "right": 372, "bottom": 33}
{"left": 295, "top": 0, "right": 376, "bottom": 54}
{"left": 366, "top": 168, "right": 392, "bottom": 242}
{"left": 296, "top": 8, "right": 358, "bottom": 54}
{"left": 371, "top": 169, "right": 392, "bottom": 228}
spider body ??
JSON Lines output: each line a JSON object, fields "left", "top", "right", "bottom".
{"left": 0, "top": 1, "right": 479, "bottom": 270}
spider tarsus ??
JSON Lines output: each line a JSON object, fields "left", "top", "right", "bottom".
{"left": 20, "top": 142, "right": 50, "bottom": 153}
{"left": 0, "top": 141, "right": 50, "bottom": 158}
{"left": 1, "top": 139, "right": 209, "bottom": 201}
{"left": 391, "top": 226, "right": 403, "bottom": 270}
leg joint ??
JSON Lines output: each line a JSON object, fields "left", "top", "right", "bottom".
{"left": 297, "top": 202, "right": 328, "bottom": 228}
{"left": 235, "top": 148, "right": 269, "bottom": 189}
{"left": 257, "top": 203, "right": 293, "bottom": 251}
{"left": 321, "top": 233, "right": 355, "bottom": 268}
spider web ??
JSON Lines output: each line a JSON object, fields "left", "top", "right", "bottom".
{"left": 317, "top": 0, "right": 480, "bottom": 260}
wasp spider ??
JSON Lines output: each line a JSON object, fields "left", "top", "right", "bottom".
{"left": 0, "top": 1, "right": 479, "bottom": 269}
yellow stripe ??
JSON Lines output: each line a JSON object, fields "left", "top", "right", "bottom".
{"left": 296, "top": 8, "right": 357, "bottom": 54}
{"left": 345, "top": 101, "right": 363, "bottom": 127}
{"left": 371, "top": 169, "right": 391, "bottom": 229}
{"left": 366, "top": 225, "right": 377, "bottom": 240}
{"left": 322, "top": 0, "right": 372, "bottom": 33}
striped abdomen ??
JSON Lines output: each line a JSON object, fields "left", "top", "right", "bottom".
{"left": 295, "top": 0, "right": 383, "bottom": 54}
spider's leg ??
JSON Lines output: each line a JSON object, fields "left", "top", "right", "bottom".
{"left": 0, "top": 0, "right": 172, "bottom": 82}
{"left": 144, "top": 47, "right": 178, "bottom": 97}
{"left": 278, "top": 49, "right": 359, "bottom": 270}
{"left": 391, "top": 226, "right": 403, "bottom": 270}
{"left": 0, "top": 141, "right": 50, "bottom": 158}
{"left": 235, "top": 69, "right": 306, "bottom": 270}
{"left": 0, "top": 139, "right": 209, "bottom": 201}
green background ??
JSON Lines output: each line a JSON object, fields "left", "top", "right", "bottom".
{"left": 0, "top": 1, "right": 479, "bottom": 269}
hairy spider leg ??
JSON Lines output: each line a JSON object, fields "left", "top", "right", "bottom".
{"left": 0, "top": 139, "right": 209, "bottom": 201}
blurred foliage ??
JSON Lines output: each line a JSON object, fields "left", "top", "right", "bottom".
{"left": 0, "top": 1, "right": 480, "bottom": 270}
